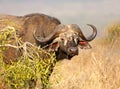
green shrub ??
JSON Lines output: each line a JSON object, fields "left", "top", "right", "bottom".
{"left": 0, "top": 25, "right": 56, "bottom": 89}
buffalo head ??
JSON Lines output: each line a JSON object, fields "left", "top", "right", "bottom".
{"left": 33, "top": 24, "right": 97, "bottom": 59}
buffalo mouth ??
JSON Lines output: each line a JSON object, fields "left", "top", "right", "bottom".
{"left": 67, "top": 54, "right": 78, "bottom": 59}
{"left": 68, "top": 51, "right": 78, "bottom": 57}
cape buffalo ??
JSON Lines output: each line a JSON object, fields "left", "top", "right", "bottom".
{"left": 0, "top": 13, "right": 97, "bottom": 88}
{"left": 0, "top": 13, "right": 97, "bottom": 61}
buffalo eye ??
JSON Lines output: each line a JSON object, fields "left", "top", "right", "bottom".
{"left": 60, "top": 38, "right": 64, "bottom": 41}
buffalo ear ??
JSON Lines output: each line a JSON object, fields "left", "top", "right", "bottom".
{"left": 49, "top": 42, "right": 59, "bottom": 52}
{"left": 79, "top": 41, "right": 92, "bottom": 49}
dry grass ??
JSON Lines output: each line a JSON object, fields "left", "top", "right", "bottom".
{"left": 50, "top": 42, "right": 120, "bottom": 89}
{"left": 50, "top": 22, "right": 120, "bottom": 89}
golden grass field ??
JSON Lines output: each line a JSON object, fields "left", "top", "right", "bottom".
{"left": 49, "top": 22, "right": 120, "bottom": 89}
{"left": 0, "top": 21, "right": 120, "bottom": 89}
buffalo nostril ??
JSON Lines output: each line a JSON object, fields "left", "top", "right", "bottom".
{"left": 70, "top": 48, "right": 75, "bottom": 52}
{"left": 68, "top": 48, "right": 72, "bottom": 52}
{"left": 68, "top": 47, "right": 78, "bottom": 54}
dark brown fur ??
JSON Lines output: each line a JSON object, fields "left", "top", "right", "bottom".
{"left": 22, "top": 13, "right": 61, "bottom": 43}
{"left": 0, "top": 13, "right": 61, "bottom": 63}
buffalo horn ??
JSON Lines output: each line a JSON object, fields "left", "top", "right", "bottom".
{"left": 70, "top": 24, "right": 97, "bottom": 41}
{"left": 33, "top": 24, "right": 67, "bottom": 43}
